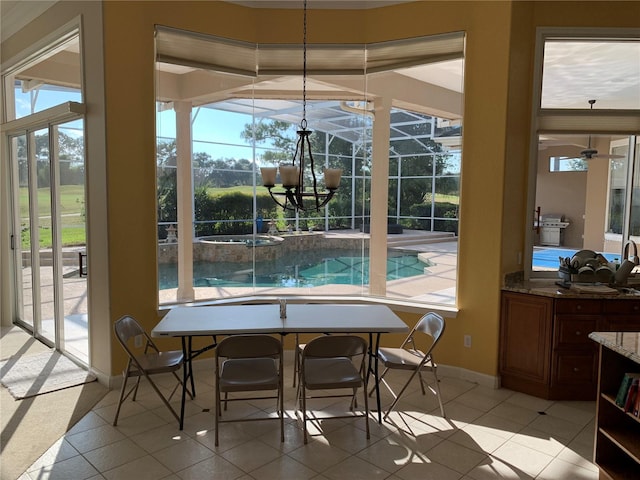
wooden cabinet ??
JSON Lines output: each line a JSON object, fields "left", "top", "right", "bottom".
{"left": 591, "top": 334, "right": 640, "bottom": 479}
{"left": 500, "top": 292, "right": 553, "bottom": 398}
{"left": 500, "top": 291, "right": 640, "bottom": 400}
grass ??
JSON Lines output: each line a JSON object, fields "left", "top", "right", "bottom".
{"left": 18, "top": 185, "right": 86, "bottom": 249}
{"left": 205, "top": 185, "right": 262, "bottom": 196}
{"left": 17, "top": 184, "right": 458, "bottom": 249}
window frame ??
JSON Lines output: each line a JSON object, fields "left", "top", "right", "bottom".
{"left": 526, "top": 27, "right": 640, "bottom": 280}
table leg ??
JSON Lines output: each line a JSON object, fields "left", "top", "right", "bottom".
{"left": 368, "top": 333, "right": 382, "bottom": 423}
{"left": 375, "top": 333, "right": 383, "bottom": 423}
{"left": 188, "top": 336, "right": 196, "bottom": 398}
{"left": 179, "top": 335, "right": 218, "bottom": 430}
{"left": 180, "top": 336, "right": 191, "bottom": 430}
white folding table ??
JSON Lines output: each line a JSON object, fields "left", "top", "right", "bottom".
{"left": 152, "top": 303, "right": 409, "bottom": 428}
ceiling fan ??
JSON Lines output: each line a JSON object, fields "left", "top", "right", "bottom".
{"left": 579, "top": 99, "right": 624, "bottom": 160}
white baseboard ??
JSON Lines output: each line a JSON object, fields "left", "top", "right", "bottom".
{"left": 90, "top": 367, "right": 114, "bottom": 388}
{"left": 437, "top": 364, "right": 500, "bottom": 389}
{"left": 100, "top": 353, "right": 500, "bottom": 391}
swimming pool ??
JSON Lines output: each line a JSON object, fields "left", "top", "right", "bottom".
{"left": 533, "top": 247, "right": 618, "bottom": 270}
{"left": 158, "top": 249, "right": 428, "bottom": 289}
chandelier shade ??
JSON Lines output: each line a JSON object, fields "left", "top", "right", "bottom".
{"left": 260, "top": 0, "right": 342, "bottom": 212}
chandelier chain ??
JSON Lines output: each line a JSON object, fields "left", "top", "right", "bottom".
{"left": 302, "top": 0, "right": 307, "bottom": 128}
{"left": 260, "top": 0, "right": 341, "bottom": 211}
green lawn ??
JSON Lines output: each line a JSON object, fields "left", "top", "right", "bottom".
{"left": 18, "top": 185, "right": 86, "bottom": 249}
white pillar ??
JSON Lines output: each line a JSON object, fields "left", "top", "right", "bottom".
{"left": 369, "top": 97, "right": 392, "bottom": 296}
{"left": 174, "top": 101, "right": 195, "bottom": 301}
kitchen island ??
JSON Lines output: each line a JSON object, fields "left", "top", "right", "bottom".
{"left": 588, "top": 331, "right": 640, "bottom": 480}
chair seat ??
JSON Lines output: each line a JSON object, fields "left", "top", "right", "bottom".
{"left": 304, "top": 357, "right": 362, "bottom": 390}
{"left": 134, "top": 350, "right": 184, "bottom": 373}
{"left": 219, "top": 357, "right": 279, "bottom": 392}
{"left": 378, "top": 347, "right": 432, "bottom": 370}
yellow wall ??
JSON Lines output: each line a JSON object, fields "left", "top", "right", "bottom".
{"left": 101, "top": 0, "right": 519, "bottom": 377}
{"left": 100, "top": 0, "right": 639, "bottom": 378}
{"left": 3, "top": 1, "right": 639, "bottom": 381}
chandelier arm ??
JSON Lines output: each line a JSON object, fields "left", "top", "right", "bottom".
{"left": 266, "top": 188, "right": 290, "bottom": 211}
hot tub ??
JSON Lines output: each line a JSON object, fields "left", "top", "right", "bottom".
{"left": 198, "top": 235, "right": 283, "bottom": 247}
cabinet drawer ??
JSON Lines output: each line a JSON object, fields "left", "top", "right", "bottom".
{"left": 553, "top": 353, "right": 598, "bottom": 385}
{"left": 555, "top": 299, "right": 602, "bottom": 314}
{"left": 555, "top": 317, "right": 598, "bottom": 347}
{"left": 605, "top": 316, "right": 640, "bottom": 331}
{"left": 603, "top": 300, "right": 640, "bottom": 315}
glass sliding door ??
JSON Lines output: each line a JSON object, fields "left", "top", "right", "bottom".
{"left": 13, "top": 133, "right": 33, "bottom": 330}
{"left": 33, "top": 127, "right": 56, "bottom": 346}
{"left": 10, "top": 119, "right": 88, "bottom": 363}
{"left": 3, "top": 28, "right": 87, "bottom": 362}
{"left": 56, "top": 119, "right": 88, "bottom": 361}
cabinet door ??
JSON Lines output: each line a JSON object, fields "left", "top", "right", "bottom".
{"left": 500, "top": 292, "right": 552, "bottom": 384}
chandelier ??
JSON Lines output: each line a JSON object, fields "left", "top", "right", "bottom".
{"left": 260, "top": 0, "right": 342, "bottom": 212}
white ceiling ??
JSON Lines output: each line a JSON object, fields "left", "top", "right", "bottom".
{"left": 0, "top": 0, "right": 57, "bottom": 43}
{"left": 0, "top": 0, "right": 413, "bottom": 43}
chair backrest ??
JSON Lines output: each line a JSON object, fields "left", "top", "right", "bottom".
{"left": 303, "top": 335, "right": 367, "bottom": 359}
{"left": 114, "top": 315, "right": 162, "bottom": 371}
{"left": 404, "top": 312, "right": 445, "bottom": 354}
{"left": 415, "top": 312, "right": 445, "bottom": 340}
{"left": 216, "top": 334, "right": 281, "bottom": 359}
{"left": 114, "top": 315, "right": 145, "bottom": 347}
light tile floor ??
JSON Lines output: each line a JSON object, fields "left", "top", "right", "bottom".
{"left": 19, "top": 354, "right": 599, "bottom": 480}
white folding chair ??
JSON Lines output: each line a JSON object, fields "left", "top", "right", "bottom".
{"left": 297, "top": 335, "right": 369, "bottom": 444}
{"left": 215, "top": 334, "right": 284, "bottom": 446}
{"left": 373, "top": 312, "right": 446, "bottom": 420}
{"left": 113, "top": 315, "right": 191, "bottom": 426}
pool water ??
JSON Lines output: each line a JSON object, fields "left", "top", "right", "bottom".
{"left": 533, "top": 247, "right": 618, "bottom": 269}
{"left": 158, "top": 249, "right": 428, "bottom": 290}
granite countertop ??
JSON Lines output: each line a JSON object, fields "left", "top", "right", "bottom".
{"left": 503, "top": 279, "right": 640, "bottom": 299}
{"left": 589, "top": 331, "right": 640, "bottom": 364}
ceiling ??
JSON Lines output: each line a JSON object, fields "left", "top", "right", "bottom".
{"left": 2, "top": 1, "right": 638, "bottom": 153}
{"left": 0, "top": 0, "right": 415, "bottom": 43}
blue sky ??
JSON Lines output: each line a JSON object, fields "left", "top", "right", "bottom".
{"left": 158, "top": 105, "right": 277, "bottom": 160}
{"left": 15, "top": 84, "right": 269, "bottom": 160}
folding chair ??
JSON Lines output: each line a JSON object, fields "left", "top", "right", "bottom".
{"left": 297, "top": 335, "right": 369, "bottom": 444}
{"left": 215, "top": 334, "right": 284, "bottom": 446}
{"left": 113, "top": 315, "right": 191, "bottom": 426}
{"left": 373, "top": 312, "right": 446, "bottom": 420}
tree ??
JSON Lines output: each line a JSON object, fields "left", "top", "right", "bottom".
{"left": 241, "top": 119, "right": 297, "bottom": 160}
{"left": 157, "top": 140, "right": 177, "bottom": 233}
